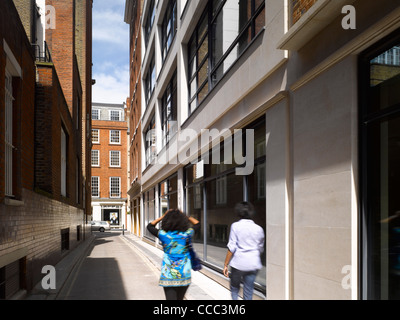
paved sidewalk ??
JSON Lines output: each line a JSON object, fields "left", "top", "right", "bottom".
{"left": 121, "top": 232, "right": 233, "bottom": 300}
{"left": 25, "top": 230, "right": 233, "bottom": 300}
{"left": 26, "top": 233, "right": 96, "bottom": 300}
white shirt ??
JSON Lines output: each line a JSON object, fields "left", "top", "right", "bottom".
{"left": 227, "top": 219, "right": 265, "bottom": 271}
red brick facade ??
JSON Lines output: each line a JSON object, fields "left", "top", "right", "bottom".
{"left": 91, "top": 104, "right": 128, "bottom": 203}
{"left": 35, "top": 63, "right": 83, "bottom": 206}
{"left": 0, "top": 1, "right": 36, "bottom": 202}
{"left": 75, "top": 0, "right": 94, "bottom": 216}
{"left": 0, "top": 0, "right": 92, "bottom": 298}
{"left": 292, "top": 0, "right": 318, "bottom": 24}
{"left": 125, "top": 0, "right": 143, "bottom": 236}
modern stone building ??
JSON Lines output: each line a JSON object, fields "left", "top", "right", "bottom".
{"left": 123, "top": 0, "right": 400, "bottom": 300}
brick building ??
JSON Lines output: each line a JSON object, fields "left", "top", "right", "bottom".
{"left": 124, "top": 0, "right": 143, "bottom": 236}
{"left": 0, "top": 0, "right": 92, "bottom": 299}
{"left": 91, "top": 103, "right": 128, "bottom": 228}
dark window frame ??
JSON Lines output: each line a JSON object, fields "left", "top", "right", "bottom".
{"left": 161, "top": 71, "right": 177, "bottom": 147}
{"left": 144, "top": 55, "right": 156, "bottom": 106}
{"left": 359, "top": 30, "right": 400, "bottom": 300}
{"left": 161, "top": 0, "right": 177, "bottom": 62}
{"left": 144, "top": 0, "right": 156, "bottom": 47}
{"left": 187, "top": 0, "right": 266, "bottom": 115}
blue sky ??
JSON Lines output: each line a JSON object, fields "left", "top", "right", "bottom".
{"left": 92, "top": 0, "right": 129, "bottom": 104}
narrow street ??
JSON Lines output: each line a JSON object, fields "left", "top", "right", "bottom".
{"left": 57, "top": 231, "right": 165, "bottom": 300}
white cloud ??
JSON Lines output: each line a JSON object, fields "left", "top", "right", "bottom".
{"left": 92, "top": 64, "right": 130, "bottom": 104}
{"left": 93, "top": 9, "right": 128, "bottom": 45}
{"left": 92, "top": 0, "right": 130, "bottom": 104}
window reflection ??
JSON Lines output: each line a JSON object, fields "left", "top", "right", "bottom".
{"left": 363, "top": 42, "right": 400, "bottom": 299}
{"left": 185, "top": 118, "right": 266, "bottom": 289}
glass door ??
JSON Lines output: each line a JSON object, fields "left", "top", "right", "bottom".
{"left": 361, "top": 36, "right": 400, "bottom": 299}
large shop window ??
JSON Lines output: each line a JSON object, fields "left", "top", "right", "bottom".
{"left": 188, "top": 0, "right": 265, "bottom": 114}
{"left": 160, "top": 174, "right": 178, "bottom": 215}
{"left": 144, "top": 188, "right": 156, "bottom": 240}
{"left": 185, "top": 118, "right": 266, "bottom": 290}
{"left": 360, "top": 33, "right": 400, "bottom": 300}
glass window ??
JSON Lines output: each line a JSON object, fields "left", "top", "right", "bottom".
{"left": 206, "top": 172, "right": 243, "bottom": 268}
{"left": 188, "top": 9, "right": 209, "bottom": 113}
{"left": 161, "top": 0, "right": 177, "bottom": 61}
{"left": 92, "top": 129, "right": 99, "bottom": 144}
{"left": 91, "top": 176, "right": 99, "bottom": 198}
{"left": 4, "top": 71, "right": 14, "bottom": 197}
{"left": 110, "top": 110, "right": 121, "bottom": 121}
{"left": 369, "top": 45, "right": 400, "bottom": 112}
{"left": 144, "top": 189, "right": 156, "bottom": 240}
{"left": 188, "top": 0, "right": 265, "bottom": 113}
{"left": 91, "top": 150, "right": 99, "bottom": 167}
{"left": 361, "top": 41, "right": 400, "bottom": 300}
{"left": 161, "top": 71, "right": 177, "bottom": 147}
{"left": 186, "top": 183, "right": 205, "bottom": 259}
{"left": 159, "top": 174, "right": 178, "bottom": 215}
{"left": 110, "top": 177, "right": 121, "bottom": 198}
{"left": 144, "top": 0, "right": 155, "bottom": 46}
{"left": 145, "top": 115, "right": 156, "bottom": 167}
{"left": 145, "top": 56, "right": 156, "bottom": 105}
{"left": 110, "top": 130, "right": 121, "bottom": 144}
{"left": 92, "top": 109, "right": 100, "bottom": 120}
{"left": 110, "top": 151, "right": 121, "bottom": 167}
{"left": 211, "top": 0, "right": 265, "bottom": 85}
{"left": 184, "top": 117, "right": 266, "bottom": 291}
{"left": 61, "top": 127, "right": 67, "bottom": 197}
{"left": 248, "top": 162, "right": 266, "bottom": 287}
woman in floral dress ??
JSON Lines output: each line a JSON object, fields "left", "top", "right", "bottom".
{"left": 147, "top": 209, "right": 200, "bottom": 300}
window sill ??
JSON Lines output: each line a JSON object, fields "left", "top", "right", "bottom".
{"left": 277, "top": 0, "right": 356, "bottom": 51}
{"left": 4, "top": 198, "right": 24, "bottom": 207}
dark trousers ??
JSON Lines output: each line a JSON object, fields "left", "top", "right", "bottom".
{"left": 163, "top": 286, "right": 189, "bottom": 300}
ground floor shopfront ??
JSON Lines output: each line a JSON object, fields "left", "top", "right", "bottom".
{"left": 92, "top": 200, "right": 127, "bottom": 228}
{"left": 128, "top": 21, "right": 400, "bottom": 300}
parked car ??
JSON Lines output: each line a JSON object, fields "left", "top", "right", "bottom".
{"left": 90, "top": 221, "right": 111, "bottom": 232}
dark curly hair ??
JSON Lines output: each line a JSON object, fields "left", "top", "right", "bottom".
{"left": 161, "top": 209, "right": 190, "bottom": 232}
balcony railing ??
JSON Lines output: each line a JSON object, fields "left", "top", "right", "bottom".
{"left": 32, "top": 41, "right": 52, "bottom": 63}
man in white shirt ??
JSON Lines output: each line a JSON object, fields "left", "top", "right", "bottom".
{"left": 223, "top": 202, "right": 265, "bottom": 300}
